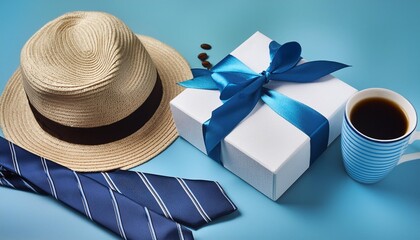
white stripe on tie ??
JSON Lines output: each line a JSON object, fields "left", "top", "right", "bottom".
{"left": 109, "top": 189, "right": 127, "bottom": 240}
{"left": 21, "top": 178, "right": 38, "bottom": 193}
{"left": 102, "top": 172, "right": 121, "bottom": 193}
{"left": 177, "top": 222, "right": 185, "bottom": 240}
{"left": 73, "top": 171, "right": 92, "bottom": 220}
{"left": 145, "top": 207, "right": 157, "bottom": 240}
{"left": 0, "top": 172, "right": 15, "bottom": 189}
{"left": 8, "top": 142, "right": 20, "bottom": 175}
{"left": 215, "top": 181, "right": 237, "bottom": 210}
{"left": 6, "top": 144, "right": 38, "bottom": 193}
{"left": 137, "top": 172, "right": 173, "bottom": 220}
{"left": 41, "top": 157, "right": 57, "bottom": 199}
{"left": 177, "top": 178, "right": 211, "bottom": 223}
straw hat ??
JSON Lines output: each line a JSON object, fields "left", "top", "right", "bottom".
{"left": 0, "top": 11, "right": 191, "bottom": 171}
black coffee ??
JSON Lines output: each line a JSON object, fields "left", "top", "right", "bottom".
{"left": 350, "top": 97, "right": 408, "bottom": 140}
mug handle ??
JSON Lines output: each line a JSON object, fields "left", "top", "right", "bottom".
{"left": 399, "top": 131, "right": 420, "bottom": 164}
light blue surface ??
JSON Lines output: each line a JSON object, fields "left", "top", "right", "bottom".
{"left": 1, "top": 0, "right": 420, "bottom": 239}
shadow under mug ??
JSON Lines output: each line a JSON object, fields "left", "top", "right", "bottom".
{"left": 341, "top": 88, "right": 420, "bottom": 184}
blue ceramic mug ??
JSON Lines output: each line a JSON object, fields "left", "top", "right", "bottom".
{"left": 341, "top": 88, "right": 420, "bottom": 184}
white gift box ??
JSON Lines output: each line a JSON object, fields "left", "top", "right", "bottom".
{"left": 170, "top": 32, "right": 357, "bottom": 200}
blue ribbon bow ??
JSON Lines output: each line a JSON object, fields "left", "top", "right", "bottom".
{"left": 180, "top": 41, "right": 348, "bottom": 164}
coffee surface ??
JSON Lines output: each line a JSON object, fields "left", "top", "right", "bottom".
{"left": 350, "top": 97, "right": 408, "bottom": 140}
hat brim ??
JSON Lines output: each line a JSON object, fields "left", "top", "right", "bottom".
{"left": 0, "top": 35, "right": 191, "bottom": 172}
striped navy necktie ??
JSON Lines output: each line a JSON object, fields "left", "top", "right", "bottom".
{"left": 0, "top": 137, "right": 237, "bottom": 240}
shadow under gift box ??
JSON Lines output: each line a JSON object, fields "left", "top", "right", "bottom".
{"left": 170, "top": 32, "right": 357, "bottom": 200}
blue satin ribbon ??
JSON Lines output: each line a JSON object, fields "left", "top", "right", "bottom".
{"left": 180, "top": 41, "right": 348, "bottom": 164}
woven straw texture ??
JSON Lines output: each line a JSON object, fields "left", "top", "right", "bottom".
{"left": 0, "top": 11, "right": 191, "bottom": 171}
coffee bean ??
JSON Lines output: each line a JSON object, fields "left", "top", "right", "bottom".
{"left": 198, "top": 52, "right": 209, "bottom": 61}
{"left": 200, "top": 43, "right": 212, "bottom": 50}
{"left": 202, "top": 61, "right": 212, "bottom": 69}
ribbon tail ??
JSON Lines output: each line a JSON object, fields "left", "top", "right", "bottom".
{"left": 261, "top": 88, "right": 329, "bottom": 163}
{"left": 178, "top": 75, "right": 219, "bottom": 90}
{"left": 192, "top": 68, "right": 212, "bottom": 77}
{"left": 272, "top": 60, "right": 349, "bottom": 83}
{"left": 212, "top": 55, "right": 256, "bottom": 75}
{"left": 203, "top": 82, "right": 263, "bottom": 157}
{"left": 213, "top": 73, "right": 261, "bottom": 100}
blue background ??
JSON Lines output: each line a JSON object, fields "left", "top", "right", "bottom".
{"left": 1, "top": 0, "right": 420, "bottom": 239}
